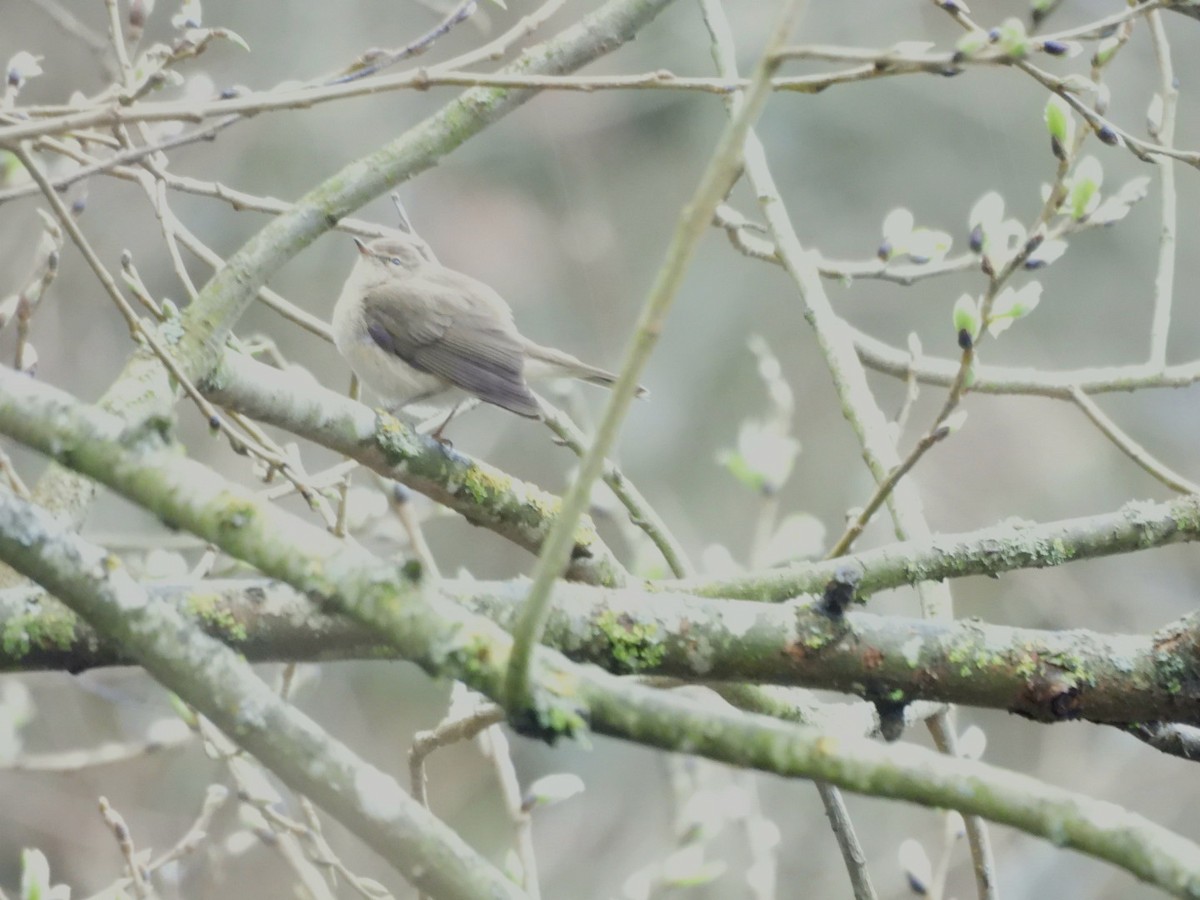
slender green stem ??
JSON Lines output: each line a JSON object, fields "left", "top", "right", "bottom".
{"left": 502, "top": 0, "right": 807, "bottom": 719}
{"left": 1146, "top": 9, "right": 1178, "bottom": 369}
{"left": 537, "top": 395, "right": 693, "bottom": 578}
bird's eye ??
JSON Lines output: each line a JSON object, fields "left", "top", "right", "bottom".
{"left": 389, "top": 256, "right": 404, "bottom": 266}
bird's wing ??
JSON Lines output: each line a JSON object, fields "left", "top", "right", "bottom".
{"left": 361, "top": 273, "right": 541, "bottom": 418}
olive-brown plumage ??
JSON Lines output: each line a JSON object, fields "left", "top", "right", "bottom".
{"left": 332, "top": 236, "right": 640, "bottom": 432}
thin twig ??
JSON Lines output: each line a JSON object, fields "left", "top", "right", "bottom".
{"left": 538, "top": 395, "right": 693, "bottom": 578}
{"left": 933, "top": 0, "right": 1193, "bottom": 168}
{"left": 1122, "top": 722, "right": 1200, "bottom": 762}
{"left": 928, "top": 715, "right": 997, "bottom": 899}
{"left": 824, "top": 419, "right": 955, "bottom": 560}
{"left": 333, "top": 0, "right": 480, "bottom": 84}
{"left": 102, "top": 0, "right": 134, "bottom": 79}
{"left": 98, "top": 797, "right": 149, "bottom": 899}
{"left": 503, "top": 0, "right": 806, "bottom": 716}
{"left": 815, "top": 781, "right": 877, "bottom": 900}
{"left": 24, "top": 0, "right": 114, "bottom": 72}
{"left": 892, "top": 336, "right": 923, "bottom": 433}
{"left": 926, "top": 810, "right": 966, "bottom": 900}
{"left": 0, "top": 448, "right": 31, "bottom": 500}
{"left": 14, "top": 144, "right": 337, "bottom": 520}
{"left": 480, "top": 725, "right": 541, "bottom": 899}
{"left": 436, "top": 0, "right": 569, "bottom": 71}
{"left": 409, "top": 701, "right": 506, "bottom": 807}
{"left": 831, "top": 37, "right": 1122, "bottom": 559}
{"left": 3, "top": 722, "right": 192, "bottom": 771}
{"left": 853, "top": 327, "right": 1200, "bottom": 397}
{"left": 704, "top": 10, "right": 872, "bottom": 899}
{"left": 1069, "top": 386, "right": 1199, "bottom": 494}
{"left": 386, "top": 481, "right": 442, "bottom": 578}
{"left": 705, "top": 2, "right": 1000, "bottom": 894}
{"left": 1146, "top": 10, "right": 1178, "bottom": 369}
{"left": 4, "top": 29, "right": 1192, "bottom": 169}
{"left": 0, "top": 114, "right": 243, "bottom": 206}
{"left": 9, "top": 212, "right": 62, "bottom": 373}
{"left": 1037, "top": 0, "right": 1160, "bottom": 40}
{"left": 199, "top": 718, "right": 340, "bottom": 900}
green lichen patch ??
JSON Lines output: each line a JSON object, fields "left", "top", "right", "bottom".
{"left": 184, "top": 592, "right": 248, "bottom": 643}
{"left": 506, "top": 661, "right": 590, "bottom": 745}
{"left": 462, "top": 465, "right": 513, "bottom": 504}
{"left": 213, "top": 493, "right": 258, "bottom": 536}
{"left": 374, "top": 412, "right": 423, "bottom": 464}
{"left": 595, "top": 609, "right": 665, "bottom": 674}
{"left": 2, "top": 608, "right": 79, "bottom": 659}
{"left": 444, "top": 631, "right": 498, "bottom": 679}
{"left": 527, "top": 489, "right": 562, "bottom": 520}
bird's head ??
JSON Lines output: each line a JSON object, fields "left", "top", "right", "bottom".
{"left": 350, "top": 235, "right": 432, "bottom": 286}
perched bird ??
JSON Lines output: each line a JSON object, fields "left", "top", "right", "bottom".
{"left": 332, "top": 235, "right": 641, "bottom": 438}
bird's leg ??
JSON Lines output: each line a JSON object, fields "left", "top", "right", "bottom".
{"left": 430, "top": 402, "right": 462, "bottom": 445}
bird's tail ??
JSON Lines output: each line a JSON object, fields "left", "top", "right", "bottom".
{"left": 523, "top": 341, "right": 649, "bottom": 398}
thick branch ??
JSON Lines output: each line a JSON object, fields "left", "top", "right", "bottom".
{"left": 7, "top": 578, "right": 1193, "bottom": 728}
{"left": 0, "top": 497, "right": 523, "bottom": 900}
{"left": 203, "top": 351, "right": 624, "bottom": 586}
{"left": 4, "top": 366, "right": 1200, "bottom": 894}
{"left": 680, "top": 494, "right": 1200, "bottom": 601}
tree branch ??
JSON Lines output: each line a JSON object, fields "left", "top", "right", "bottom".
{"left": 2, "top": 368, "right": 1199, "bottom": 894}
{"left": 203, "top": 350, "right": 625, "bottom": 586}
{"left": 0, "top": 494, "right": 524, "bottom": 900}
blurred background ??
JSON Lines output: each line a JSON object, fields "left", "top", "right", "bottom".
{"left": 2, "top": 0, "right": 1200, "bottom": 897}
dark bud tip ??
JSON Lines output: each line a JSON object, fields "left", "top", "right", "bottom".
{"left": 957, "top": 328, "right": 974, "bottom": 351}
{"left": 1050, "top": 136, "right": 1066, "bottom": 161}
{"left": 208, "top": 415, "right": 221, "bottom": 432}
{"left": 987, "top": 28, "right": 1001, "bottom": 43}
{"left": 969, "top": 224, "right": 984, "bottom": 253}
{"left": 980, "top": 255, "right": 995, "bottom": 278}
{"left": 401, "top": 559, "right": 423, "bottom": 582}
{"left": 940, "top": 0, "right": 960, "bottom": 10}
{"left": 951, "top": 50, "right": 966, "bottom": 65}
{"left": 1097, "top": 124, "right": 1119, "bottom": 145}
{"left": 876, "top": 240, "right": 892, "bottom": 262}
{"left": 390, "top": 481, "right": 412, "bottom": 505}
{"left": 1049, "top": 685, "right": 1083, "bottom": 720}
{"left": 1024, "top": 258, "right": 1046, "bottom": 270}
{"left": 819, "top": 565, "right": 861, "bottom": 618}
{"left": 6, "top": 70, "right": 20, "bottom": 88}
{"left": 874, "top": 698, "right": 908, "bottom": 742}
{"left": 1024, "top": 232, "right": 1044, "bottom": 254}
{"left": 1042, "top": 40, "right": 1068, "bottom": 56}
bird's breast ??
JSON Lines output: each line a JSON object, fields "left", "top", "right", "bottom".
{"left": 331, "top": 293, "right": 448, "bottom": 406}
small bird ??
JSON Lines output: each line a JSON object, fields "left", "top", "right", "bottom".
{"left": 332, "top": 235, "right": 641, "bottom": 439}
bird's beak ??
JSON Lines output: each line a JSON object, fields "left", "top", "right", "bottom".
{"left": 353, "top": 237, "right": 369, "bottom": 256}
